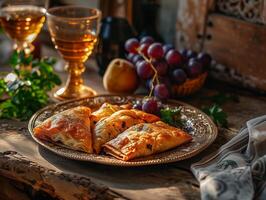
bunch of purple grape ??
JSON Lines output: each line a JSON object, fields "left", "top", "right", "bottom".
{"left": 133, "top": 98, "right": 162, "bottom": 115}
{"left": 125, "top": 36, "right": 212, "bottom": 100}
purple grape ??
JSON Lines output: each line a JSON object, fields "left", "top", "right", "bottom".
{"left": 180, "top": 49, "right": 188, "bottom": 57}
{"left": 142, "top": 99, "right": 159, "bottom": 114}
{"left": 127, "top": 53, "right": 135, "bottom": 62}
{"left": 140, "top": 36, "right": 154, "bottom": 44}
{"left": 158, "top": 76, "right": 171, "bottom": 88}
{"left": 169, "top": 64, "right": 184, "bottom": 70}
{"left": 136, "top": 60, "right": 154, "bottom": 79}
{"left": 186, "top": 50, "right": 197, "bottom": 59}
{"left": 147, "top": 43, "right": 164, "bottom": 59}
{"left": 132, "top": 54, "right": 143, "bottom": 64}
{"left": 146, "top": 76, "right": 171, "bottom": 90}
{"left": 135, "top": 59, "right": 144, "bottom": 68}
{"left": 125, "top": 38, "right": 139, "bottom": 53}
{"left": 172, "top": 69, "right": 187, "bottom": 84}
{"left": 152, "top": 59, "right": 168, "bottom": 76}
{"left": 139, "top": 43, "right": 150, "bottom": 57}
{"left": 187, "top": 59, "right": 203, "bottom": 78}
{"left": 197, "top": 52, "right": 212, "bottom": 68}
{"left": 154, "top": 84, "right": 170, "bottom": 99}
{"left": 165, "top": 50, "right": 182, "bottom": 67}
{"left": 163, "top": 44, "right": 174, "bottom": 55}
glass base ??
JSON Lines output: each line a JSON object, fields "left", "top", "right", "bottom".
{"left": 54, "top": 85, "right": 97, "bottom": 101}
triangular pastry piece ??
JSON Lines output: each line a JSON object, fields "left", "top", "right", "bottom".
{"left": 103, "top": 121, "right": 192, "bottom": 161}
{"left": 93, "top": 109, "right": 160, "bottom": 153}
{"left": 34, "top": 106, "right": 93, "bottom": 153}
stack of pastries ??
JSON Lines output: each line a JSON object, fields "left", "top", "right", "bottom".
{"left": 33, "top": 103, "right": 192, "bottom": 161}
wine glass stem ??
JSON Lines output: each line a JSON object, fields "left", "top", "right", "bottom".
{"left": 65, "top": 62, "right": 85, "bottom": 92}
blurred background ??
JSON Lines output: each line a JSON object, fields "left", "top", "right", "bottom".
{"left": 0, "top": 0, "right": 178, "bottom": 63}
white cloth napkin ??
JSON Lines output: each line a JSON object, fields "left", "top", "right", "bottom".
{"left": 191, "top": 115, "right": 266, "bottom": 200}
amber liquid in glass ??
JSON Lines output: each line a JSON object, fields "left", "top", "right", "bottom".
{"left": 0, "top": 5, "right": 46, "bottom": 44}
{"left": 51, "top": 34, "right": 97, "bottom": 62}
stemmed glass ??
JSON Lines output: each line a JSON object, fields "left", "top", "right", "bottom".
{"left": 0, "top": 0, "right": 47, "bottom": 56}
{"left": 46, "top": 6, "right": 101, "bottom": 100}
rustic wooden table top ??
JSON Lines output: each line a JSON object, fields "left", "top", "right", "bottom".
{"left": 1, "top": 54, "right": 266, "bottom": 200}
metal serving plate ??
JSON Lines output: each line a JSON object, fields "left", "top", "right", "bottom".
{"left": 28, "top": 95, "right": 217, "bottom": 166}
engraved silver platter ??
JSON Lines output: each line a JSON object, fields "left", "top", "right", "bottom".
{"left": 28, "top": 95, "right": 218, "bottom": 166}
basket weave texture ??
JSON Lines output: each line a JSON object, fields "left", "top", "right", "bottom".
{"left": 172, "top": 72, "right": 208, "bottom": 96}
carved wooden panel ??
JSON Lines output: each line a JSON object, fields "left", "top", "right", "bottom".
{"left": 176, "top": 0, "right": 266, "bottom": 92}
{"left": 205, "top": 14, "right": 266, "bottom": 91}
{"left": 216, "top": 0, "right": 265, "bottom": 24}
{"left": 206, "top": 0, "right": 266, "bottom": 91}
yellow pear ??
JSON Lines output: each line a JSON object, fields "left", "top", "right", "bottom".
{"left": 103, "top": 58, "right": 138, "bottom": 94}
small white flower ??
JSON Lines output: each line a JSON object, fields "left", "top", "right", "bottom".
{"left": 4, "top": 73, "right": 18, "bottom": 83}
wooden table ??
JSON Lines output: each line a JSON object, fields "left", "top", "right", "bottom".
{"left": 1, "top": 56, "right": 266, "bottom": 200}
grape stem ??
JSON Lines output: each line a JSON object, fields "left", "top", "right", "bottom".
{"left": 137, "top": 49, "right": 159, "bottom": 97}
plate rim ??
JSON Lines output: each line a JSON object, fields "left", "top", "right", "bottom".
{"left": 28, "top": 94, "right": 218, "bottom": 166}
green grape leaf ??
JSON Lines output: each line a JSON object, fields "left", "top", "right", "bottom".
{"left": 160, "top": 107, "right": 184, "bottom": 128}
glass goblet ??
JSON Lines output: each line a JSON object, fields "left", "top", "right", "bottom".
{"left": 0, "top": 0, "right": 47, "bottom": 55}
{"left": 47, "top": 6, "right": 101, "bottom": 100}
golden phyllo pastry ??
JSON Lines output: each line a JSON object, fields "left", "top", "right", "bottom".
{"left": 90, "top": 103, "right": 122, "bottom": 127}
{"left": 33, "top": 106, "right": 93, "bottom": 153}
{"left": 103, "top": 121, "right": 192, "bottom": 161}
{"left": 93, "top": 109, "right": 160, "bottom": 153}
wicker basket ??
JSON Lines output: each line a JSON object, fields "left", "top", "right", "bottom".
{"left": 172, "top": 72, "right": 208, "bottom": 97}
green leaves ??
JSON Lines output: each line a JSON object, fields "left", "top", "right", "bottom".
{"left": 30, "top": 58, "right": 61, "bottom": 91}
{"left": 0, "top": 79, "right": 6, "bottom": 97}
{"left": 160, "top": 107, "right": 184, "bottom": 128}
{"left": 10, "top": 51, "right": 33, "bottom": 66}
{"left": 202, "top": 92, "right": 238, "bottom": 128}
{"left": 0, "top": 51, "right": 61, "bottom": 120}
{"left": 202, "top": 104, "right": 228, "bottom": 128}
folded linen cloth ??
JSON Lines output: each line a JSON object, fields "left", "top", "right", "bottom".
{"left": 191, "top": 115, "right": 266, "bottom": 200}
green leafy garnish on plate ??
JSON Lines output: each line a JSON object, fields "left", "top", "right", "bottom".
{"left": 0, "top": 51, "right": 61, "bottom": 120}
{"left": 160, "top": 107, "right": 184, "bottom": 128}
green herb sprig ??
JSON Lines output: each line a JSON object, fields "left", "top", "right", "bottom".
{"left": 160, "top": 107, "right": 184, "bottom": 128}
{"left": 202, "top": 92, "right": 238, "bottom": 128}
{"left": 0, "top": 51, "right": 61, "bottom": 120}
{"left": 202, "top": 104, "right": 228, "bottom": 128}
